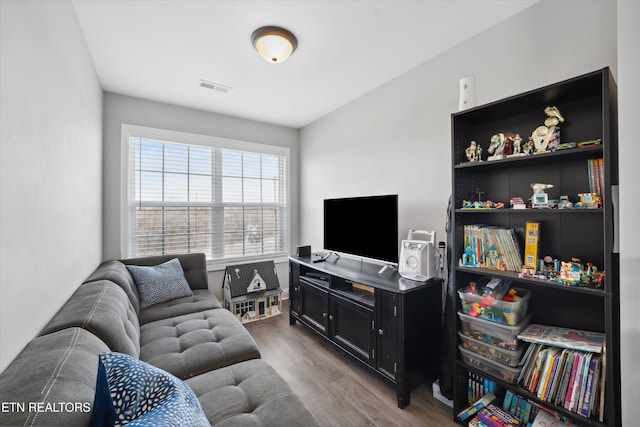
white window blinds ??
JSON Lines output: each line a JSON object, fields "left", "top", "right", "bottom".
{"left": 128, "top": 136, "right": 287, "bottom": 263}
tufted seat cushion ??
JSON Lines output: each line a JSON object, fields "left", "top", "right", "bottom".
{"left": 139, "top": 289, "right": 222, "bottom": 325}
{"left": 186, "top": 359, "right": 320, "bottom": 427}
{"left": 40, "top": 280, "right": 140, "bottom": 358}
{"left": 139, "top": 308, "right": 260, "bottom": 380}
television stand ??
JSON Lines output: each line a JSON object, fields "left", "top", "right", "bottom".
{"left": 289, "top": 255, "right": 443, "bottom": 408}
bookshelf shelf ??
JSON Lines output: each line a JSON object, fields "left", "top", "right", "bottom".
{"left": 454, "top": 145, "right": 604, "bottom": 170}
{"left": 455, "top": 209, "right": 603, "bottom": 215}
{"left": 449, "top": 68, "right": 620, "bottom": 426}
{"left": 457, "top": 360, "right": 610, "bottom": 427}
{"left": 453, "top": 266, "right": 609, "bottom": 297}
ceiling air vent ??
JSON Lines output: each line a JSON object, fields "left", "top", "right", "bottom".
{"left": 199, "top": 79, "right": 233, "bottom": 94}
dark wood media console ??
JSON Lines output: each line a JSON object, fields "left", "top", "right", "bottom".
{"left": 289, "top": 255, "right": 443, "bottom": 408}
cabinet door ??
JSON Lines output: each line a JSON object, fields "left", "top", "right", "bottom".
{"left": 330, "top": 292, "right": 375, "bottom": 365}
{"left": 299, "top": 278, "right": 329, "bottom": 335}
{"left": 289, "top": 262, "right": 301, "bottom": 322}
{"left": 376, "top": 290, "right": 398, "bottom": 380}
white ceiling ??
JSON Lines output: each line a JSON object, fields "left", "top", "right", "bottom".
{"left": 72, "top": 0, "right": 538, "bottom": 129}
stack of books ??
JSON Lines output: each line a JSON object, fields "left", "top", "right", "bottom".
{"left": 517, "top": 324, "right": 606, "bottom": 420}
{"left": 467, "top": 372, "right": 498, "bottom": 404}
{"left": 463, "top": 224, "right": 522, "bottom": 272}
{"left": 587, "top": 158, "right": 604, "bottom": 202}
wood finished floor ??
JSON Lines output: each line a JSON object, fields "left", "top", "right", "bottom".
{"left": 245, "top": 301, "right": 458, "bottom": 427}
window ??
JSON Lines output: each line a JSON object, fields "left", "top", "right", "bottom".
{"left": 123, "top": 126, "right": 288, "bottom": 266}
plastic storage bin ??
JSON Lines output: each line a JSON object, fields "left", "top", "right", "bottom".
{"left": 459, "top": 332, "right": 524, "bottom": 367}
{"left": 458, "top": 311, "right": 530, "bottom": 351}
{"left": 459, "top": 346, "right": 522, "bottom": 383}
{"left": 458, "top": 287, "right": 530, "bottom": 326}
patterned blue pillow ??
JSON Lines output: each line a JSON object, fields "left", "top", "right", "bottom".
{"left": 90, "top": 352, "right": 211, "bottom": 427}
{"left": 126, "top": 258, "right": 193, "bottom": 309}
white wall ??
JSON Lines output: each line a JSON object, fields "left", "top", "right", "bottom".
{"left": 617, "top": 1, "right": 640, "bottom": 425}
{"left": 0, "top": 0, "right": 103, "bottom": 371}
{"left": 301, "top": 0, "right": 638, "bottom": 422}
{"left": 102, "top": 93, "right": 299, "bottom": 298}
{"left": 300, "top": 0, "right": 616, "bottom": 253}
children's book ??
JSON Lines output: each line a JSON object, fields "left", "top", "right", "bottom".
{"left": 477, "top": 402, "right": 521, "bottom": 427}
{"left": 555, "top": 351, "right": 576, "bottom": 406}
{"left": 458, "top": 393, "right": 496, "bottom": 421}
{"left": 565, "top": 352, "right": 586, "bottom": 411}
{"left": 581, "top": 355, "right": 601, "bottom": 417}
{"left": 547, "top": 349, "right": 569, "bottom": 402}
{"left": 537, "top": 347, "right": 560, "bottom": 399}
{"left": 518, "top": 324, "right": 605, "bottom": 353}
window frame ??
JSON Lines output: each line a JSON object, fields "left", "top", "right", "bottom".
{"left": 120, "top": 124, "right": 290, "bottom": 270}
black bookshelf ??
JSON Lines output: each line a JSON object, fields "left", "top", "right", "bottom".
{"left": 450, "top": 68, "right": 620, "bottom": 426}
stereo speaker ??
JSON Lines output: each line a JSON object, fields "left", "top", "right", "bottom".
{"left": 398, "top": 230, "right": 437, "bottom": 282}
{"left": 296, "top": 245, "right": 311, "bottom": 257}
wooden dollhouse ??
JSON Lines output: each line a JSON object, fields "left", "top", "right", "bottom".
{"left": 223, "top": 260, "right": 282, "bottom": 323}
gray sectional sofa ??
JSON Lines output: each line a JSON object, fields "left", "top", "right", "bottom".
{"left": 0, "top": 253, "right": 318, "bottom": 426}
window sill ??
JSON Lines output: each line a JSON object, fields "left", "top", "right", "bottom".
{"left": 206, "top": 255, "right": 290, "bottom": 272}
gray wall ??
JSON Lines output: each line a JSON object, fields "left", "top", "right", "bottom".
{"left": 617, "top": 1, "right": 640, "bottom": 425}
{"left": 102, "top": 93, "right": 300, "bottom": 298}
{"left": 0, "top": 0, "right": 103, "bottom": 371}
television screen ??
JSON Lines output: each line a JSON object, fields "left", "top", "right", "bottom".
{"left": 323, "top": 194, "right": 399, "bottom": 264}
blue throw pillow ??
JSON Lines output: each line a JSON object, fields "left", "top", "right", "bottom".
{"left": 90, "top": 352, "right": 210, "bottom": 427}
{"left": 126, "top": 258, "right": 193, "bottom": 309}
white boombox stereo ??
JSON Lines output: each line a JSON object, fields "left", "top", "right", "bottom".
{"left": 399, "top": 229, "right": 437, "bottom": 282}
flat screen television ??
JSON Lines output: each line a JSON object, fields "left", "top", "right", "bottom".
{"left": 323, "top": 194, "right": 399, "bottom": 264}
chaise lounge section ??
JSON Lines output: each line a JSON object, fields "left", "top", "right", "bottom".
{"left": 0, "top": 253, "right": 318, "bottom": 426}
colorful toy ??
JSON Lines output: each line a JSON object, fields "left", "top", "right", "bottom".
{"left": 559, "top": 261, "right": 582, "bottom": 284}
{"left": 461, "top": 245, "right": 478, "bottom": 267}
{"left": 530, "top": 183, "right": 553, "bottom": 208}
{"left": 510, "top": 197, "right": 526, "bottom": 209}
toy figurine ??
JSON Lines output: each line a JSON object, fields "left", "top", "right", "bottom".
{"left": 465, "top": 140, "right": 482, "bottom": 162}
{"left": 512, "top": 137, "right": 522, "bottom": 155}
{"left": 531, "top": 106, "right": 565, "bottom": 154}
{"left": 487, "top": 133, "right": 506, "bottom": 160}
{"left": 522, "top": 138, "right": 535, "bottom": 155}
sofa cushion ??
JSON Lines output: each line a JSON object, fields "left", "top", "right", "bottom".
{"left": 84, "top": 259, "right": 141, "bottom": 315}
{"left": 186, "top": 359, "right": 320, "bottom": 427}
{"left": 91, "top": 352, "right": 210, "bottom": 427}
{"left": 121, "top": 253, "right": 209, "bottom": 290}
{"left": 40, "top": 280, "right": 140, "bottom": 358}
{"left": 126, "top": 258, "right": 194, "bottom": 309}
{"left": 139, "top": 308, "right": 260, "bottom": 380}
{"left": 139, "top": 289, "right": 223, "bottom": 325}
{"left": 0, "top": 328, "right": 109, "bottom": 427}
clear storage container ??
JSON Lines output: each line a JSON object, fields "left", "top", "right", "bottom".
{"left": 458, "top": 311, "right": 530, "bottom": 351}
{"left": 459, "top": 332, "right": 525, "bottom": 367}
{"left": 458, "top": 287, "right": 530, "bottom": 326}
{"left": 459, "top": 346, "right": 522, "bottom": 383}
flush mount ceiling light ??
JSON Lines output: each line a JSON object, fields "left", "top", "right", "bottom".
{"left": 251, "top": 26, "right": 298, "bottom": 63}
